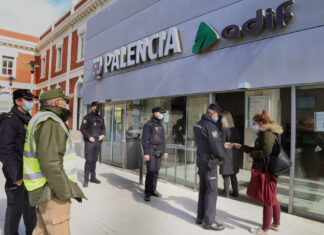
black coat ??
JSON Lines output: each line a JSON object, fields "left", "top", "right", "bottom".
{"left": 80, "top": 111, "right": 106, "bottom": 142}
{"left": 0, "top": 106, "right": 31, "bottom": 186}
{"left": 193, "top": 114, "right": 226, "bottom": 172}
{"left": 141, "top": 117, "right": 166, "bottom": 155}
{"left": 219, "top": 127, "right": 240, "bottom": 176}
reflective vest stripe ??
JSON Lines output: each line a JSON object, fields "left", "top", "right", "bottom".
{"left": 23, "top": 111, "right": 77, "bottom": 192}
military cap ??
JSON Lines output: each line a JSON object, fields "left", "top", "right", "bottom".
{"left": 40, "top": 88, "right": 72, "bottom": 103}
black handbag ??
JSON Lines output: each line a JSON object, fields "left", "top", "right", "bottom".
{"left": 267, "top": 138, "right": 292, "bottom": 175}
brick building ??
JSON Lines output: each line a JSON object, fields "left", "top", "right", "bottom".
{"left": 0, "top": 0, "right": 112, "bottom": 131}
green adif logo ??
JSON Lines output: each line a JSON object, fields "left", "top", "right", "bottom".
{"left": 192, "top": 22, "right": 219, "bottom": 54}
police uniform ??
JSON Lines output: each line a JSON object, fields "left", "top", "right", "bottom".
{"left": 193, "top": 104, "right": 226, "bottom": 231}
{"left": 0, "top": 89, "right": 37, "bottom": 235}
{"left": 141, "top": 107, "right": 166, "bottom": 201}
{"left": 80, "top": 102, "right": 105, "bottom": 185}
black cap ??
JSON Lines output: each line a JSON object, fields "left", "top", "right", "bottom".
{"left": 13, "top": 89, "right": 38, "bottom": 100}
{"left": 91, "top": 101, "right": 102, "bottom": 107}
{"left": 208, "top": 103, "right": 222, "bottom": 113}
{"left": 152, "top": 107, "right": 166, "bottom": 114}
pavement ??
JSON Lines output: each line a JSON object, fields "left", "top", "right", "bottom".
{"left": 1, "top": 158, "right": 324, "bottom": 235}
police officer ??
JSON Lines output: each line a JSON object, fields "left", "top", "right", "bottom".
{"left": 141, "top": 107, "right": 168, "bottom": 202}
{"left": 80, "top": 102, "right": 106, "bottom": 187}
{"left": 193, "top": 103, "right": 228, "bottom": 231}
{"left": 0, "top": 89, "right": 37, "bottom": 235}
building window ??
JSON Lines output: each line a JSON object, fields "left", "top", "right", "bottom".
{"left": 56, "top": 47, "right": 62, "bottom": 71}
{"left": 41, "top": 57, "right": 46, "bottom": 78}
{"left": 78, "top": 33, "right": 85, "bottom": 61}
{"left": 2, "top": 56, "right": 14, "bottom": 76}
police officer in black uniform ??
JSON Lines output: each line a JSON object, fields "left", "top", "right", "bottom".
{"left": 80, "top": 102, "right": 106, "bottom": 187}
{"left": 193, "top": 103, "right": 228, "bottom": 231}
{"left": 141, "top": 107, "right": 168, "bottom": 202}
{"left": 0, "top": 89, "right": 37, "bottom": 235}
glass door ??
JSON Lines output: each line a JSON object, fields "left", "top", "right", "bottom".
{"left": 112, "top": 103, "right": 125, "bottom": 166}
{"left": 102, "top": 104, "right": 114, "bottom": 163}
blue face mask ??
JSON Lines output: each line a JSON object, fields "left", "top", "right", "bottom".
{"left": 213, "top": 117, "right": 219, "bottom": 123}
{"left": 252, "top": 124, "right": 259, "bottom": 133}
{"left": 157, "top": 114, "right": 164, "bottom": 120}
{"left": 22, "top": 100, "right": 34, "bottom": 112}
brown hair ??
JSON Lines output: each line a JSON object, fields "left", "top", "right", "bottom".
{"left": 253, "top": 109, "right": 275, "bottom": 125}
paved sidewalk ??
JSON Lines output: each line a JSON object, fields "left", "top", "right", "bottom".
{"left": 1, "top": 158, "right": 323, "bottom": 235}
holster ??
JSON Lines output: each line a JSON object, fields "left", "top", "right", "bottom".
{"left": 149, "top": 144, "right": 164, "bottom": 157}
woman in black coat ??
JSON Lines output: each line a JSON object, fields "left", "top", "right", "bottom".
{"left": 220, "top": 111, "right": 240, "bottom": 197}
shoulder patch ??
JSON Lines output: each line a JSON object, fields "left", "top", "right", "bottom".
{"left": 212, "top": 131, "right": 218, "bottom": 138}
{"left": 83, "top": 119, "right": 87, "bottom": 124}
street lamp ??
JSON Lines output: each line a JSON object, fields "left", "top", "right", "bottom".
{"left": 26, "top": 61, "right": 39, "bottom": 93}
{"left": 7, "top": 76, "right": 15, "bottom": 87}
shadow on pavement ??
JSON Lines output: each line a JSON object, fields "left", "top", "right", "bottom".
{"left": 100, "top": 173, "right": 195, "bottom": 224}
{"left": 100, "top": 172, "right": 261, "bottom": 231}
{"left": 168, "top": 195, "right": 261, "bottom": 231}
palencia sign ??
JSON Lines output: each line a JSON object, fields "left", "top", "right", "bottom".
{"left": 92, "top": 27, "right": 182, "bottom": 79}
{"left": 193, "top": 0, "right": 294, "bottom": 54}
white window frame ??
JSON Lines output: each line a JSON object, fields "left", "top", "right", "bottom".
{"left": 1, "top": 56, "right": 15, "bottom": 77}
{"left": 56, "top": 46, "right": 63, "bottom": 71}
{"left": 77, "top": 33, "right": 85, "bottom": 62}
{"left": 41, "top": 56, "right": 46, "bottom": 78}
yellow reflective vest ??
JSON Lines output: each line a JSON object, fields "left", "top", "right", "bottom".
{"left": 23, "top": 111, "right": 77, "bottom": 192}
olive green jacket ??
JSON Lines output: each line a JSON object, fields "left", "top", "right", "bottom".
{"left": 241, "top": 123, "right": 284, "bottom": 170}
{"left": 28, "top": 106, "right": 86, "bottom": 206}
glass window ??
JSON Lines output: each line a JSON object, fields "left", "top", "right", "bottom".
{"left": 56, "top": 47, "right": 62, "bottom": 70}
{"left": 2, "top": 56, "right": 14, "bottom": 76}
{"left": 294, "top": 85, "right": 324, "bottom": 221}
{"left": 41, "top": 58, "right": 46, "bottom": 77}
{"left": 78, "top": 34, "right": 85, "bottom": 60}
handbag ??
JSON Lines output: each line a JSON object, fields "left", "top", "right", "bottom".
{"left": 267, "top": 138, "right": 292, "bottom": 175}
{"left": 247, "top": 157, "right": 278, "bottom": 206}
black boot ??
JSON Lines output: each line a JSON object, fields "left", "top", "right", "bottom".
{"left": 195, "top": 218, "right": 203, "bottom": 225}
{"left": 90, "top": 178, "right": 101, "bottom": 184}
{"left": 144, "top": 193, "right": 150, "bottom": 202}
{"left": 151, "top": 191, "right": 162, "bottom": 197}
{"left": 83, "top": 181, "right": 88, "bottom": 187}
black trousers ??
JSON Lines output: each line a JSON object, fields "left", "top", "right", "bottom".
{"left": 222, "top": 174, "right": 239, "bottom": 197}
{"left": 197, "top": 165, "right": 218, "bottom": 225}
{"left": 84, "top": 141, "right": 101, "bottom": 181}
{"left": 4, "top": 184, "right": 36, "bottom": 235}
{"left": 145, "top": 152, "right": 162, "bottom": 194}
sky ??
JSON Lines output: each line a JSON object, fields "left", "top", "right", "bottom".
{"left": 0, "top": 0, "right": 72, "bottom": 37}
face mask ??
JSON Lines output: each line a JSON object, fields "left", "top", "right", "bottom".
{"left": 212, "top": 117, "right": 219, "bottom": 123}
{"left": 157, "top": 114, "right": 164, "bottom": 120}
{"left": 252, "top": 124, "right": 259, "bottom": 133}
{"left": 22, "top": 100, "right": 34, "bottom": 112}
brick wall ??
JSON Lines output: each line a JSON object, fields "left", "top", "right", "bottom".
{"left": 69, "top": 76, "right": 79, "bottom": 94}
{"left": 70, "top": 30, "right": 84, "bottom": 71}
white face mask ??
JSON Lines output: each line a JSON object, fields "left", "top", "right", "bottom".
{"left": 157, "top": 113, "right": 164, "bottom": 120}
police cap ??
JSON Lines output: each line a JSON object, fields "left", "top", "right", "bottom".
{"left": 152, "top": 107, "right": 166, "bottom": 114}
{"left": 13, "top": 89, "right": 38, "bottom": 100}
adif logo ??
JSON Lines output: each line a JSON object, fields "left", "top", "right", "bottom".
{"left": 192, "top": 22, "right": 220, "bottom": 55}
{"left": 193, "top": 0, "right": 294, "bottom": 54}
{"left": 92, "top": 56, "right": 103, "bottom": 80}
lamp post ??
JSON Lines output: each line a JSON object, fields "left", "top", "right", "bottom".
{"left": 26, "top": 61, "right": 39, "bottom": 93}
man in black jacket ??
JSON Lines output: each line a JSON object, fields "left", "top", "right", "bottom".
{"left": 193, "top": 103, "right": 227, "bottom": 231}
{"left": 80, "top": 102, "right": 106, "bottom": 187}
{"left": 141, "top": 107, "right": 168, "bottom": 202}
{"left": 0, "top": 89, "right": 38, "bottom": 235}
